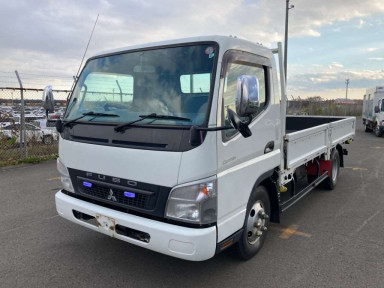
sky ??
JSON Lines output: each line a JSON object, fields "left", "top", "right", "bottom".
{"left": 0, "top": 0, "right": 383, "bottom": 100}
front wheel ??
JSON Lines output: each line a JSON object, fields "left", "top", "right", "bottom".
{"left": 324, "top": 149, "right": 340, "bottom": 190}
{"left": 365, "top": 124, "right": 372, "bottom": 132}
{"left": 233, "top": 185, "right": 270, "bottom": 260}
{"left": 375, "top": 124, "right": 383, "bottom": 137}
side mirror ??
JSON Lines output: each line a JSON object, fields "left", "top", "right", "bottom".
{"left": 236, "top": 75, "right": 260, "bottom": 117}
{"left": 374, "top": 106, "right": 380, "bottom": 113}
{"left": 227, "top": 108, "right": 252, "bottom": 138}
{"left": 42, "top": 86, "right": 55, "bottom": 117}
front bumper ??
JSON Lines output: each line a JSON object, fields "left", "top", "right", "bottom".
{"left": 55, "top": 191, "right": 217, "bottom": 261}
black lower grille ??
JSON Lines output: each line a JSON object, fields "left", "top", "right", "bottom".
{"left": 77, "top": 179, "right": 156, "bottom": 210}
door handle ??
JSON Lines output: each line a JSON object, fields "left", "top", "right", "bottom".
{"left": 264, "top": 141, "right": 274, "bottom": 154}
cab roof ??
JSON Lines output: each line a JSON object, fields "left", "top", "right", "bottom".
{"left": 90, "top": 35, "right": 273, "bottom": 60}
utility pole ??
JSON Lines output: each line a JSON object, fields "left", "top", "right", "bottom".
{"left": 284, "top": 0, "right": 294, "bottom": 83}
{"left": 345, "top": 79, "right": 350, "bottom": 100}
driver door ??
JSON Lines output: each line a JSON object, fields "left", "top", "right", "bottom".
{"left": 216, "top": 50, "right": 281, "bottom": 242}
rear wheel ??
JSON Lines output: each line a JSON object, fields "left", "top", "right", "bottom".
{"left": 233, "top": 185, "right": 270, "bottom": 260}
{"left": 324, "top": 149, "right": 340, "bottom": 190}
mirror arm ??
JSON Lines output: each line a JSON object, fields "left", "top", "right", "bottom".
{"left": 194, "top": 126, "right": 233, "bottom": 131}
{"left": 189, "top": 115, "right": 253, "bottom": 147}
{"left": 189, "top": 125, "right": 233, "bottom": 146}
{"left": 56, "top": 119, "right": 63, "bottom": 133}
{"left": 244, "top": 115, "right": 253, "bottom": 125}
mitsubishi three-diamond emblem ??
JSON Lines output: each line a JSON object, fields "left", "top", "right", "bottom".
{"left": 107, "top": 189, "right": 117, "bottom": 201}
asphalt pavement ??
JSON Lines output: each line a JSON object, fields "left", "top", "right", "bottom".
{"left": 1, "top": 119, "right": 384, "bottom": 288}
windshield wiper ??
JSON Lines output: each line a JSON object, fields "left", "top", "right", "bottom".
{"left": 114, "top": 113, "right": 191, "bottom": 132}
{"left": 64, "top": 111, "right": 119, "bottom": 128}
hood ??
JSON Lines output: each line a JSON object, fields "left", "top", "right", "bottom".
{"left": 59, "top": 138, "right": 182, "bottom": 188}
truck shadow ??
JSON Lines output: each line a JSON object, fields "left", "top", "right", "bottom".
{"left": 59, "top": 226, "right": 273, "bottom": 287}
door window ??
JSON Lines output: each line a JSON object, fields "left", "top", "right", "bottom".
{"left": 222, "top": 60, "right": 268, "bottom": 139}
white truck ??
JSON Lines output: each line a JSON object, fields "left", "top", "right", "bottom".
{"left": 362, "top": 86, "right": 384, "bottom": 137}
{"left": 49, "top": 36, "right": 355, "bottom": 261}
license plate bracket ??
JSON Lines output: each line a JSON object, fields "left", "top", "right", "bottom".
{"left": 96, "top": 214, "right": 116, "bottom": 234}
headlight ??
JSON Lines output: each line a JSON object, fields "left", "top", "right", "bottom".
{"left": 165, "top": 177, "right": 217, "bottom": 225}
{"left": 57, "top": 158, "right": 74, "bottom": 192}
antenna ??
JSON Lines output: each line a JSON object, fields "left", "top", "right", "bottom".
{"left": 68, "top": 14, "right": 99, "bottom": 99}
{"left": 76, "top": 14, "right": 99, "bottom": 79}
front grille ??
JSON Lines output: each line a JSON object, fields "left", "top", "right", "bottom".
{"left": 68, "top": 168, "right": 172, "bottom": 218}
{"left": 76, "top": 179, "right": 157, "bottom": 210}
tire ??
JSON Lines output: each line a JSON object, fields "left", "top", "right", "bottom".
{"left": 43, "top": 135, "right": 53, "bottom": 145}
{"left": 374, "top": 123, "right": 383, "bottom": 137}
{"left": 365, "top": 124, "right": 372, "bottom": 132}
{"left": 233, "top": 185, "right": 270, "bottom": 260}
{"left": 324, "top": 149, "right": 340, "bottom": 190}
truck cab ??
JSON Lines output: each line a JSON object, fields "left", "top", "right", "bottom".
{"left": 362, "top": 86, "right": 384, "bottom": 137}
{"left": 373, "top": 98, "right": 384, "bottom": 136}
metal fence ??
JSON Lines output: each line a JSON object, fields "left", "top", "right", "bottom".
{"left": 0, "top": 74, "right": 363, "bottom": 165}
{"left": 0, "top": 87, "right": 69, "bottom": 165}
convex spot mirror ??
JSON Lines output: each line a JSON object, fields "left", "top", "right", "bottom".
{"left": 42, "top": 85, "right": 55, "bottom": 116}
{"left": 236, "top": 75, "right": 260, "bottom": 117}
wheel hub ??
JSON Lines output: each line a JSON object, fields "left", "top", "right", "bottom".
{"left": 246, "top": 201, "right": 268, "bottom": 245}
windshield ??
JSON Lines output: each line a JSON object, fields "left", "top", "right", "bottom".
{"left": 65, "top": 43, "right": 218, "bottom": 126}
